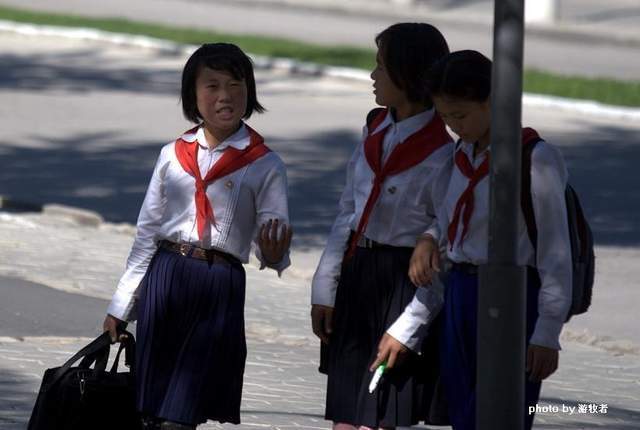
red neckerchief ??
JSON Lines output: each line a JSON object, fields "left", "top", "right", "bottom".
{"left": 346, "top": 108, "right": 452, "bottom": 258}
{"left": 447, "top": 127, "right": 540, "bottom": 250}
{"left": 175, "top": 124, "right": 271, "bottom": 240}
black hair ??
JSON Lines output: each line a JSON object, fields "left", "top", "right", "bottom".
{"left": 427, "top": 50, "right": 492, "bottom": 102}
{"left": 375, "top": 23, "right": 450, "bottom": 105}
{"left": 181, "top": 43, "right": 265, "bottom": 123}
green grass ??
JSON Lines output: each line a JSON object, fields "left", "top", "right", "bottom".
{"left": 523, "top": 70, "right": 640, "bottom": 108}
{"left": 2, "top": 5, "right": 639, "bottom": 107}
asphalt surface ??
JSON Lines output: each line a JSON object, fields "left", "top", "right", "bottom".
{"left": 0, "top": 0, "right": 639, "bottom": 80}
{"left": 0, "top": 276, "right": 108, "bottom": 337}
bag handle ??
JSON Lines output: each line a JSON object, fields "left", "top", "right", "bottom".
{"left": 41, "top": 332, "right": 111, "bottom": 392}
{"left": 109, "top": 332, "right": 136, "bottom": 374}
{"left": 41, "top": 330, "right": 135, "bottom": 392}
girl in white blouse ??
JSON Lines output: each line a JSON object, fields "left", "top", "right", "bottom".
{"left": 412, "top": 50, "right": 572, "bottom": 430}
{"left": 311, "top": 23, "right": 453, "bottom": 429}
{"left": 103, "top": 43, "right": 292, "bottom": 430}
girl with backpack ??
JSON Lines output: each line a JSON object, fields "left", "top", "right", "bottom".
{"left": 103, "top": 43, "right": 292, "bottom": 429}
{"left": 311, "top": 23, "right": 453, "bottom": 429}
{"left": 411, "top": 49, "right": 573, "bottom": 430}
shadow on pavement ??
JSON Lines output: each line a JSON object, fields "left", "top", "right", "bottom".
{"left": 553, "top": 124, "right": 640, "bottom": 247}
{"left": 1, "top": 47, "right": 638, "bottom": 248}
{"left": 0, "top": 50, "right": 180, "bottom": 95}
{"left": 0, "top": 367, "right": 37, "bottom": 429}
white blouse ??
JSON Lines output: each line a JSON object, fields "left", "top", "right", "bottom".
{"left": 107, "top": 124, "right": 290, "bottom": 321}
{"left": 426, "top": 139, "right": 572, "bottom": 350}
{"left": 312, "top": 109, "right": 454, "bottom": 350}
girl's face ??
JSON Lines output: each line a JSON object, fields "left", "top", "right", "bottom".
{"left": 195, "top": 67, "right": 248, "bottom": 135}
{"left": 370, "top": 48, "right": 408, "bottom": 109}
{"left": 433, "top": 95, "right": 491, "bottom": 143}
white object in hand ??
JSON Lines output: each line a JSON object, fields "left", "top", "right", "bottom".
{"left": 368, "top": 363, "right": 387, "bottom": 394}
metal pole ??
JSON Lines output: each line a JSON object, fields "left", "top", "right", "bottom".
{"left": 477, "top": 0, "right": 527, "bottom": 429}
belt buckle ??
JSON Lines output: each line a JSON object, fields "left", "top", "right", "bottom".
{"left": 179, "top": 244, "right": 189, "bottom": 257}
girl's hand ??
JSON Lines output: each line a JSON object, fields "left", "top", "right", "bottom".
{"left": 370, "top": 333, "right": 409, "bottom": 371}
{"left": 409, "top": 234, "right": 440, "bottom": 286}
{"left": 526, "top": 344, "right": 559, "bottom": 382}
{"left": 311, "top": 304, "right": 334, "bottom": 344}
{"left": 103, "top": 314, "right": 128, "bottom": 343}
{"left": 259, "top": 219, "right": 293, "bottom": 265}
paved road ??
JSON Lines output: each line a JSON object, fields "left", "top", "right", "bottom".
{"left": 0, "top": 31, "right": 639, "bottom": 429}
{"left": 0, "top": 276, "right": 108, "bottom": 337}
{"left": 0, "top": 0, "right": 639, "bottom": 80}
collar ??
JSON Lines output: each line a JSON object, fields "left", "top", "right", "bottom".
{"left": 459, "top": 140, "right": 490, "bottom": 160}
{"left": 371, "top": 108, "right": 436, "bottom": 138}
{"left": 179, "top": 123, "right": 251, "bottom": 151}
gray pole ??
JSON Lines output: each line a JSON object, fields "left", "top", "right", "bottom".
{"left": 477, "top": 0, "right": 527, "bottom": 429}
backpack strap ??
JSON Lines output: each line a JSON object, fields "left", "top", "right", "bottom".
{"left": 521, "top": 139, "right": 540, "bottom": 252}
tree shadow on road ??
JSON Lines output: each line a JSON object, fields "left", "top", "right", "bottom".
{"left": 0, "top": 126, "right": 360, "bottom": 249}
{"left": 1, "top": 120, "right": 639, "bottom": 249}
{"left": 551, "top": 123, "right": 640, "bottom": 247}
{"left": 0, "top": 50, "right": 181, "bottom": 95}
{"left": 1, "top": 46, "right": 638, "bottom": 248}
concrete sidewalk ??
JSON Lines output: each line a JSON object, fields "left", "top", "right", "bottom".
{"left": 1, "top": 209, "right": 639, "bottom": 429}
{"left": 0, "top": 0, "right": 639, "bottom": 80}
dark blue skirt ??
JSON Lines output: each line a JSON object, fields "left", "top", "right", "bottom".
{"left": 440, "top": 266, "right": 542, "bottom": 430}
{"left": 135, "top": 247, "right": 246, "bottom": 426}
{"left": 322, "top": 245, "right": 440, "bottom": 428}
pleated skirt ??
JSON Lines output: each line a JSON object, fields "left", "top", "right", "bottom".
{"left": 440, "top": 266, "right": 542, "bottom": 430}
{"left": 322, "top": 245, "right": 441, "bottom": 428}
{"left": 135, "top": 247, "right": 247, "bottom": 426}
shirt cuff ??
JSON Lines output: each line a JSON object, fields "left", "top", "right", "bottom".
{"left": 259, "top": 252, "right": 291, "bottom": 277}
{"left": 106, "top": 288, "right": 138, "bottom": 322}
{"left": 311, "top": 275, "right": 338, "bottom": 307}
{"left": 529, "top": 315, "right": 565, "bottom": 350}
{"left": 422, "top": 226, "right": 440, "bottom": 243}
{"left": 386, "top": 316, "right": 428, "bottom": 353}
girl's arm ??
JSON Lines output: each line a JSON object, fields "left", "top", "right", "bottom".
{"left": 106, "top": 145, "right": 169, "bottom": 322}
{"left": 310, "top": 141, "right": 360, "bottom": 307}
{"left": 529, "top": 142, "right": 573, "bottom": 350}
{"left": 253, "top": 154, "right": 291, "bottom": 275}
{"left": 385, "top": 279, "right": 444, "bottom": 352}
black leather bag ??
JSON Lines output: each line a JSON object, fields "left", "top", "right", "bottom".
{"left": 27, "top": 331, "right": 140, "bottom": 430}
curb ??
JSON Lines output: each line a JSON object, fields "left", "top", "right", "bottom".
{"left": 0, "top": 195, "right": 106, "bottom": 227}
{"left": 42, "top": 203, "right": 104, "bottom": 227}
{"left": 1, "top": 19, "right": 639, "bottom": 121}
{"left": 562, "top": 328, "right": 640, "bottom": 356}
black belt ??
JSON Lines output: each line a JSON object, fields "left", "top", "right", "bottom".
{"left": 451, "top": 262, "right": 479, "bottom": 274}
{"left": 356, "top": 235, "right": 385, "bottom": 248}
{"left": 158, "top": 240, "right": 240, "bottom": 265}
{"left": 347, "top": 232, "right": 412, "bottom": 251}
